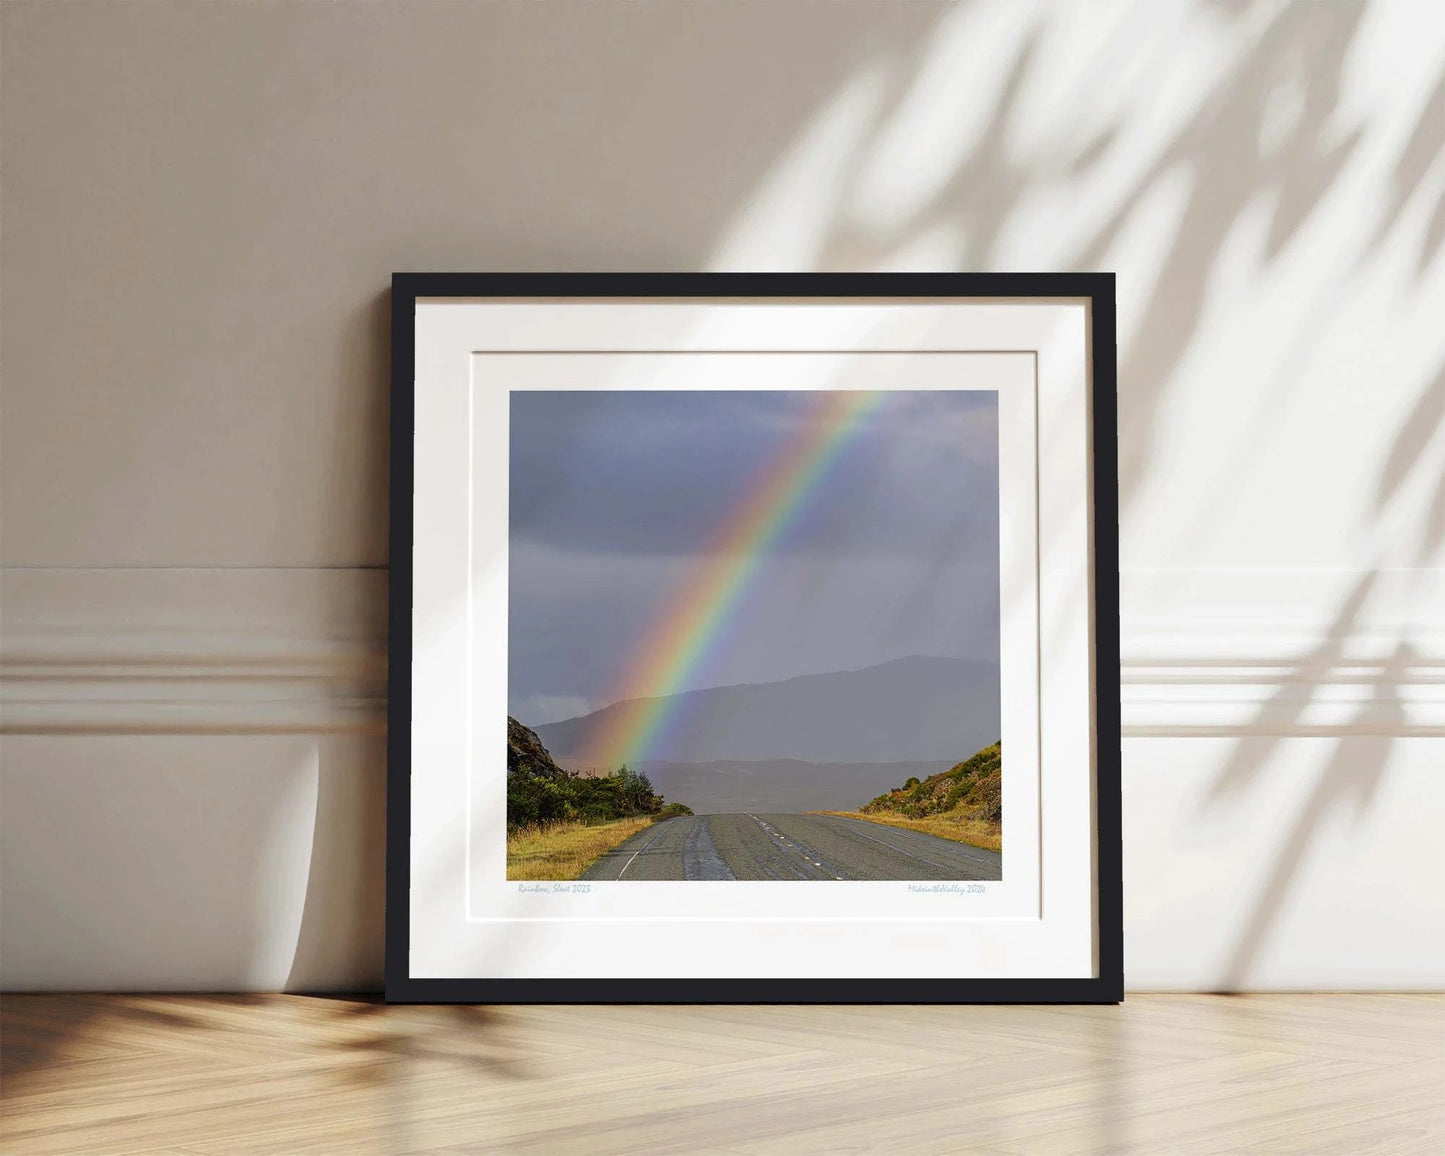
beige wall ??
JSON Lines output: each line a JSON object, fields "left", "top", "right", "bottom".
{"left": 3, "top": 0, "right": 1442, "bottom": 990}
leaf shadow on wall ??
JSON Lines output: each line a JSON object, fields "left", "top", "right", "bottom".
{"left": 723, "top": 0, "right": 1444, "bottom": 1005}
{"left": 399, "top": 1, "right": 1445, "bottom": 1005}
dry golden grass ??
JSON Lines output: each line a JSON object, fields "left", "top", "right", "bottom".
{"left": 506, "top": 814, "right": 657, "bottom": 880}
{"left": 817, "top": 810, "right": 1002, "bottom": 854}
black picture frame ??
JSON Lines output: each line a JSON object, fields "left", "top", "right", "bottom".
{"left": 386, "top": 273, "right": 1121, "bottom": 1004}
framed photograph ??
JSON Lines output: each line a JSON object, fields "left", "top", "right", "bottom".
{"left": 387, "top": 273, "right": 1121, "bottom": 1003}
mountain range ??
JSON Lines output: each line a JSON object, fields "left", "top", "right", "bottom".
{"left": 535, "top": 654, "right": 999, "bottom": 767}
{"left": 633, "top": 758, "right": 954, "bottom": 814}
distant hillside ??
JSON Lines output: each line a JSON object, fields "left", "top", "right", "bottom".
{"left": 861, "top": 741, "right": 1002, "bottom": 824}
{"left": 637, "top": 758, "right": 951, "bottom": 815}
{"left": 824, "top": 741, "right": 1002, "bottom": 854}
{"left": 536, "top": 655, "right": 999, "bottom": 766}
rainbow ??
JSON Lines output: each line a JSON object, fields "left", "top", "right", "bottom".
{"left": 580, "top": 390, "right": 887, "bottom": 770}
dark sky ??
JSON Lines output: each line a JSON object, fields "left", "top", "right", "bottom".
{"left": 508, "top": 390, "right": 1000, "bottom": 725}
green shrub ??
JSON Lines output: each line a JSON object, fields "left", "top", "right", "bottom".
{"left": 506, "top": 761, "right": 681, "bottom": 831}
{"left": 859, "top": 742, "right": 1002, "bottom": 820}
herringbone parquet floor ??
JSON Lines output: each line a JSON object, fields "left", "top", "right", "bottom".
{"left": 2, "top": 994, "right": 1441, "bottom": 1154}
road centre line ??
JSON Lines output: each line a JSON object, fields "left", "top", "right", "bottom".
{"left": 748, "top": 813, "right": 846, "bottom": 880}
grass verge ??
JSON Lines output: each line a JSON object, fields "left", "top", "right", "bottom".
{"left": 506, "top": 814, "right": 658, "bottom": 881}
{"left": 816, "top": 810, "right": 1002, "bottom": 854}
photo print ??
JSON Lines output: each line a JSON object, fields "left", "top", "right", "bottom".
{"left": 506, "top": 389, "right": 1003, "bottom": 882}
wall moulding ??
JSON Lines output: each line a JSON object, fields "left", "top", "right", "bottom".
{"left": 1119, "top": 566, "right": 1445, "bottom": 737}
{"left": 1, "top": 568, "right": 386, "bottom": 735}
{"left": 3, "top": 565, "right": 1440, "bottom": 737}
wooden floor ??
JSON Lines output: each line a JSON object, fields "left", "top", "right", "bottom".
{"left": 1, "top": 995, "right": 1441, "bottom": 1154}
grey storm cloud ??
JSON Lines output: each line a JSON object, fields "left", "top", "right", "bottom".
{"left": 508, "top": 390, "right": 998, "bottom": 560}
{"left": 508, "top": 390, "right": 1000, "bottom": 720}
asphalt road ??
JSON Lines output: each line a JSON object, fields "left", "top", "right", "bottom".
{"left": 581, "top": 813, "right": 1001, "bottom": 881}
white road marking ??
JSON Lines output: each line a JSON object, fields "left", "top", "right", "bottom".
{"left": 748, "top": 813, "right": 844, "bottom": 880}
{"left": 818, "top": 815, "right": 999, "bottom": 877}
{"left": 616, "top": 821, "right": 673, "bottom": 879}
{"left": 617, "top": 847, "right": 644, "bottom": 879}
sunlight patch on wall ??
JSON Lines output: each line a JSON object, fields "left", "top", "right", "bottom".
{"left": 705, "top": 66, "right": 888, "bottom": 273}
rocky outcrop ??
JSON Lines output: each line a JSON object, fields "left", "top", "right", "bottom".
{"left": 507, "top": 715, "right": 567, "bottom": 779}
